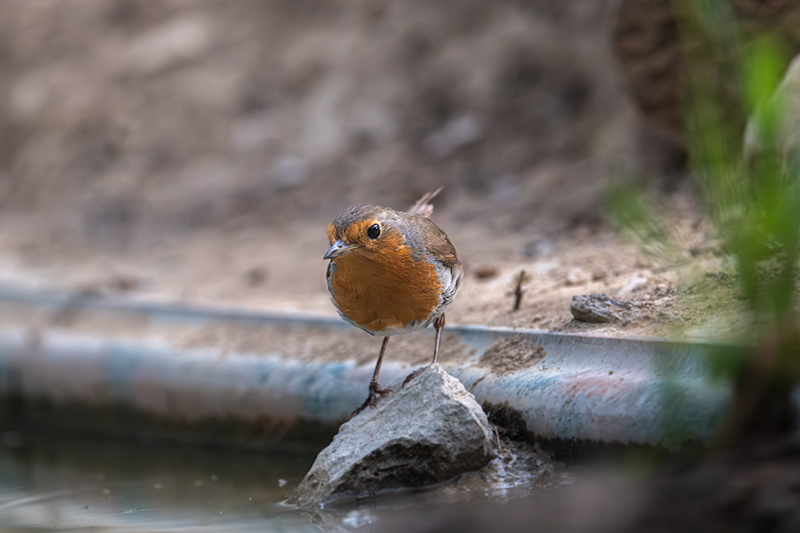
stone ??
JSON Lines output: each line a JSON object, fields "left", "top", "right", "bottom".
{"left": 290, "top": 364, "right": 497, "bottom": 507}
{"left": 571, "top": 293, "right": 639, "bottom": 323}
{"left": 565, "top": 267, "right": 591, "bottom": 286}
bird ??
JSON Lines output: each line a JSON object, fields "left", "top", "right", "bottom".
{"left": 323, "top": 189, "right": 462, "bottom": 415}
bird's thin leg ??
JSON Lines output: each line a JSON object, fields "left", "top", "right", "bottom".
{"left": 371, "top": 336, "right": 389, "bottom": 385}
{"left": 403, "top": 314, "right": 445, "bottom": 388}
{"left": 352, "top": 337, "right": 393, "bottom": 416}
{"left": 431, "top": 313, "right": 445, "bottom": 364}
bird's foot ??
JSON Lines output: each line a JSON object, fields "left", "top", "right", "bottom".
{"left": 351, "top": 382, "right": 393, "bottom": 417}
{"left": 402, "top": 364, "right": 431, "bottom": 388}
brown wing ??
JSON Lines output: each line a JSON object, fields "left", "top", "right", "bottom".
{"left": 401, "top": 191, "right": 460, "bottom": 268}
{"left": 419, "top": 219, "right": 460, "bottom": 268}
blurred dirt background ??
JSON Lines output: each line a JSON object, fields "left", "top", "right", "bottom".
{"left": 5, "top": 3, "right": 800, "bottom": 530}
{"left": 0, "top": 0, "right": 731, "bottom": 336}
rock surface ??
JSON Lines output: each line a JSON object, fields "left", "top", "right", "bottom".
{"left": 570, "top": 293, "right": 641, "bottom": 323}
{"left": 290, "top": 364, "right": 497, "bottom": 506}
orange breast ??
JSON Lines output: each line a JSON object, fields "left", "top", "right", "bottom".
{"left": 329, "top": 243, "right": 441, "bottom": 333}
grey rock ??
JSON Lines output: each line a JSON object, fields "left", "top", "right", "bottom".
{"left": 290, "top": 364, "right": 497, "bottom": 507}
{"left": 570, "top": 293, "right": 640, "bottom": 323}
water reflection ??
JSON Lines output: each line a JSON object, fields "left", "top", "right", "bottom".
{"left": 0, "top": 434, "right": 319, "bottom": 532}
{"left": 0, "top": 434, "right": 569, "bottom": 532}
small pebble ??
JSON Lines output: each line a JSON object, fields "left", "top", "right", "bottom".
{"left": 524, "top": 238, "right": 555, "bottom": 258}
{"left": 473, "top": 265, "right": 499, "bottom": 280}
{"left": 565, "top": 268, "right": 590, "bottom": 286}
{"left": 244, "top": 267, "right": 267, "bottom": 286}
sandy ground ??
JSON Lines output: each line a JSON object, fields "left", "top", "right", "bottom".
{"left": 1, "top": 0, "right": 701, "bottom": 344}
{"left": 0, "top": 189, "right": 741, "bottom": 349}
{"left": 1, "top": 1, "right": 745, "bottom": 344}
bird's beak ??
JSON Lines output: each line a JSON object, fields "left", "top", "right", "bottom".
{"left": 324, "top": 240, "right": 359, "bottom": 260}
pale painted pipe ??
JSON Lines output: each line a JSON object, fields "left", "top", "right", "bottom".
{"left": 0, "top": 286, "right": 736, "bottom": 447}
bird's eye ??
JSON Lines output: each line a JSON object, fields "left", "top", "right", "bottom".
{"left": 367, "top": 224, "right": 381, "bottom": 239}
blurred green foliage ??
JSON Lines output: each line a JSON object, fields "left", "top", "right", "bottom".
{"left": 608, "top": 0, "right": 800, "bottom": 442}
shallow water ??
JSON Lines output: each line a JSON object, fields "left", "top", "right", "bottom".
{"left": 0, "top": 433, "right": 570, "bottom": 532}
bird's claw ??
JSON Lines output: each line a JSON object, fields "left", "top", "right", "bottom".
{"left": 402, "top": 365, "right": 429, "bottom": 388}
{"left": 351, "top": 382, "right": 393, "bottom": 417}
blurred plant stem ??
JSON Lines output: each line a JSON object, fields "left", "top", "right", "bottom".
{"left": 680, "top": 0, "right": 800, "bottom": 445}
{"left": 609, "top": 0, "right": 800, "bottom": 446}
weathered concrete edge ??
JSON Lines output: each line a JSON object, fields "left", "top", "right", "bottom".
{"left": 0, "top": 322, "right": 732, "bottom": 449}
{"left": 0, "top": 285, "right": 744, "bottom": 447}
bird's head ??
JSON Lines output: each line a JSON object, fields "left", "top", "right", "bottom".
{"left": 324, "top": 205, "right": 403, "bottom": 260}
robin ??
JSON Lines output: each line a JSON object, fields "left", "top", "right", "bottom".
{"left": 323, "top": 189, "right": 463, "bottom": 415}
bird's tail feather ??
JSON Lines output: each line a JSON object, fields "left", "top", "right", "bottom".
{"left": 407, "top": 187, "right": 443, "bottom": 218}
